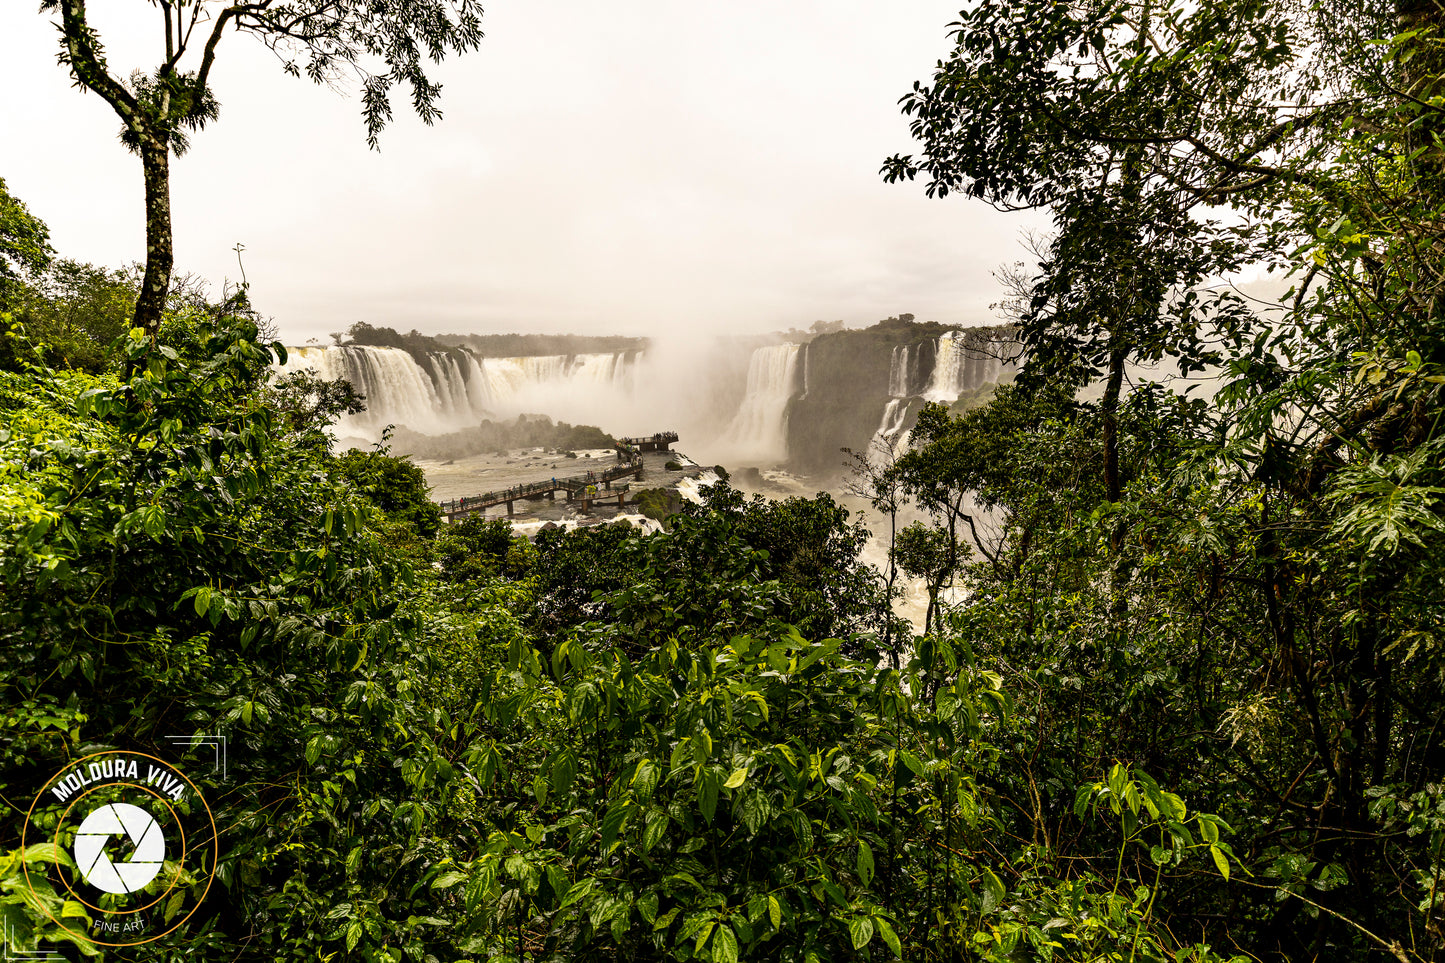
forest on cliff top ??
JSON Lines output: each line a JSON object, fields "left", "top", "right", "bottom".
{"left": 5, "top": 0, "right": 1445, "bottom": 959}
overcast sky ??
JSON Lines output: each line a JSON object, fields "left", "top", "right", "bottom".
{"left": 0, "top": 1, "right": 1044, "bottom": 344}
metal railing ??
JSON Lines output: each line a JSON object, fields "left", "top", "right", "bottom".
{"left": 438, "top": 452, "right": 645, "bottom": 517}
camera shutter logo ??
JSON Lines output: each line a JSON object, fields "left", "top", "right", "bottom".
{"left": 73, "top": 802, "right": 167, "bottom": 894}
{"left": 22, "top": 750, "right": 218, "bottom": 948}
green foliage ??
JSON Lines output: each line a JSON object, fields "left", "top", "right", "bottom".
{"left": 334, "top": 446, "right": 443, "bottom": 539}
{"left": 0, "top": 844, "right": 96, "bottom": 957}
{"left": 435, "top": 514, "right": 536, "bottom": 584}
{"left": 13, "top": 0, "right": 1445, "bottom": 957}
{"left": 386, "top": 416, "right": 614, "bottom": 461}
{"left": 878, "top": 0, "right": 1445, "bottom": 957}
{"left": 633, "top": 486, "right": 684, "bottom": 527}
{"left": 3, "top": 259, "right": 140, "bottom": 372}
{"left": 0, "top": 318, "right": 482, "bottom": 959}
{"left": 266, "top": 368, "right": 366, "bottom": 439}
{"left": 891, "top": 521, "right": 962, "bottom": 635}
{"left": 0, "top": 175, "right": 53, "bottom": 298}
{"left": 454, "top": 603, "right": 1234, "bottom": 963}
{"left": 670, "top": 484, "right": 884, "bottom": 643}
{"left": 0, "top": 311, "right": 1244, "bottom": 962}
{"left": 528, "top": 484, "right": 884, "bottom": 643}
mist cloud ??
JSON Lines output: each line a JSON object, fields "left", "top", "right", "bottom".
{"left": 0, "top": 0, "right": 1048, "bottom": 342}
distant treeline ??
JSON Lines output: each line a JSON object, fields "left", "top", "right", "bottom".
{"left": 860, "top": 313, "right": 998, "bottom": 342}
{"left": 340, "top": 322, "right": 647, "bottom": 358}
{"left": 777, "top": 314, "right": 993, "bottom": 345}
{"left": 439, "top": 332, "right": 648, "bottom": 357}
{"left": 338, "top": 318, "right": 996, "bottom": 359}
{"left": 364, "top": 415, "right": 614, "bottom": 461}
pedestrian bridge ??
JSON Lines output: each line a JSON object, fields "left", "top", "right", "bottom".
{"left": 438, "top": 453, "right": 645, "bottom": 521}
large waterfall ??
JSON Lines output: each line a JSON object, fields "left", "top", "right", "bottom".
{"left": 274, "top": 345, "right": 640, "bottom": 437}
{"left": 273, "top": 325, "right": 1015, "bottom": 469}
{"left": 721, "top": 344, "right": 802, "bottom": 463}
{"left": 923, "top": 331, "right": 1006, "bottom": 402}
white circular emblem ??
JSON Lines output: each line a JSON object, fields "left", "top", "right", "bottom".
{"left": 72, "top": 802, "right": 167, "bottom": 894}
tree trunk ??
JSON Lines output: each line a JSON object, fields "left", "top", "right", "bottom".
{"left": 135, "top": 136, "right": 173, "bottom": 334}
{"left": 1101, "top": 343, "right": 1127, "bottom": 504}
{"left": 1103, "top": 341, "right": 1129, "bottom": 617}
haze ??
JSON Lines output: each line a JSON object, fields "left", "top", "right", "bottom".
{"left": 0, "top": 1, "right": 1040, "bottom": 344}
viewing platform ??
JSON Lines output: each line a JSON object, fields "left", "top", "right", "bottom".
{"left": 617, "top": 431, "right": 678, "bottom": 454}
{"left": 438, "top": 433, "right": 681, "bottom": 520}
{"left": 439, "top": 461, "right": 641, "bottom": 520}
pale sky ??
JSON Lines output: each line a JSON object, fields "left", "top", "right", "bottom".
{"left": 0, "top": 1, "right": 1042, "bottom": 344}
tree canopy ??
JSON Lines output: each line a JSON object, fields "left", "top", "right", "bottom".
{"left": 0, "top": 176, "right": 53, "bottom": 297}
{"left": 879, "top": 0, "right": 1445, "bottom": 957}
{"left": 42, "top": 0, "right": 485, "bottom": 332}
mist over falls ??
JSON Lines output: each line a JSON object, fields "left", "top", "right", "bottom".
{"left": 277, "top": 320, "right": 1016, "bottom": 475}
{"left": 720, "top": 344, "right": 802, "bottom": 464}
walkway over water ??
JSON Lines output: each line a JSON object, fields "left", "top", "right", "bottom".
{"left": 438, "top": 437, "right": 676, "bottom": 521}
{"left": 616, "top": 431, "right": 678, "bottom": 454}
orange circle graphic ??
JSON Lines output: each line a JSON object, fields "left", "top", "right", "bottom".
{"left": 21, "top": 750, "right": 219, "bottom": 948}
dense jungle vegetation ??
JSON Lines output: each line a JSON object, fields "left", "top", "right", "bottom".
{"left": 5, "top": 0, "right": 1445, "bottom": 958}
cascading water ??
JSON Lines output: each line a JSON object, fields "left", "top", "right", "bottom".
{"left": 568, "top": 352, "right": 636, "bottom": 389}
{"left": 273, "top": 345, "right": 449, "bottom": 434}
{"left": 887, "top": 344, "right": 911, "bottom": 398}
{"left": 869, "top": 344, "right": 917, "bottom": 457}
{"left": 721, "top": 344, "right": 802, "bottom": 463}
{"left": 862, "top": 331, "right": 1014, "bottom": 460}
{"left": 872, "top": 400, "right": 910, "bottom": 448}
{"left": 429, "top": 352, "right": 482, "bottom": 423}
{"left": 923, "top": 333, "right": 963, "bottom": 401}
{"left": 924, "top": 331, "right": 1006, "bottom": 401}
{"left": 475, "top": 355, "right": 569, "bottom": 401}
{"left": 273, "top": 345, "right": 639, "bottom": 438}
{"left": 273, "top": 327, "right": 1013, "bottom": 464}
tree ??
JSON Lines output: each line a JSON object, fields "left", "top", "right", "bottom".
{"left": 0, "top": 176, "right": 53, "bottom": 303}
{"left": 892, "top": 521, "right": 962, "bottom": 637}
{"left": 885, "top": 1, "right": 1445, "bottom": 955}
{"left": 881, "top": 0, "right": 1319, "bottom": 504}
{"left": 334, "top": 446, "right": 443, "bottom": 539}
{"left": 43, "top": 0, "right": 485, "bottom": 332}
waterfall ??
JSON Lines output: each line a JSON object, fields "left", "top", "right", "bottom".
{"left": 867, "top": 333, "right": 1013, "bottom": 458}
{"left": 722, "top": 344, "right": 801, "bottom": 463}
{"left": 475, "top": 355, "right": 569, "bottom": 401}
{"left": 923, "top": 333, "right": 964, "bottom": 401}
{"left": 273, "top": 345, "right": 638, "bottom": 438}
{"left": 872, "top": 399, "right": 911, "bottom": 452}
{"left": 869, "top": 344, "right": 917, "bottom": 457}
{"left": 887, "top": 344, "right": 911, "bottom": 397}
{"left": 458, "top": 351, "right": 495, "bottom": 413}
{"left": 569, "top": 352, "right": 632, "bottom": 387}
{"left": 272, "top": 345, "right": 445, "bottom": 433}
{"left": 428, "top": 351, "right": 483, "bottom": 425}
{"left": 923, "top": 331, "right": 1010, "bottom": 402}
